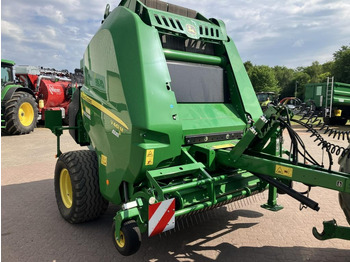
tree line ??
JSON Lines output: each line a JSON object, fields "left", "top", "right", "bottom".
{"left": 244, "top": 45, "right": 350, "bottom": 99}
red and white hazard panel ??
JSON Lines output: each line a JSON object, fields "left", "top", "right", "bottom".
{"left": 148, "top": 198, "right": 175, "bottom": 237}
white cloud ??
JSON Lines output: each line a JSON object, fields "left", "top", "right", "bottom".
{"left": 1, "top": 20, "right": 24, "bottom": 41}
{"left": 293, "top": 40, "right": 304, "bottom": 48}
{"left": 2, "top": 0, "right": 350, "bottom": 70}
{"left": 36, "top": 5, "right": 66, "bottom": 24}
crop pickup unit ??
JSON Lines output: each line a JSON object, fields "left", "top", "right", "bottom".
{"left": 45, "top": 0, "right": 350, "bottom": 256}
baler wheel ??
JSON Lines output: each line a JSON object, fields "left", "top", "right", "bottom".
{"left": 339, "top": 154, "right": 350, "bottom": 225}
{"left": 339, "top": 192, "right": 350, "bottom": 224}
{"left": 112, "top": 220, "right": 141, "bottom": 256}
{"left": 336, "top": 118, "right": 348, "bottom": 126}
{"left": 54, "top": 150, "right": 109, "bottom": 223}
{"left": 323, "top": 117, "right": 336, "bottom": 126}
{"left": 3, "top": 91, "right": 38, "bottom": 135}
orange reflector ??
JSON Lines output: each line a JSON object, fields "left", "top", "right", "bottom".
{"left": 106, "top": 179, "right": 110, "bottom": 186}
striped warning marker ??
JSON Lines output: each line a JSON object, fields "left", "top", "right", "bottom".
{"left": 148, "top": 198, "right": 175, "bottom": 237}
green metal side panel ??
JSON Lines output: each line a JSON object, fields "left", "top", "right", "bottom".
{"left": 334, "top": 83, "right": 350, "bottom": 106}
{"left": 81, "top": 6, "right": 183, "bottom": 204}
{"left": 305, "top": 82, "right": 350, "bottom": 107}
{"left": 179, "top": 103, "right": 246, "bottom": 136}
{"left": 305, "top": 83, "right": 318, "bottom": 106}
{"left": 223, "top": 39, "right": 263, "bottom": 122}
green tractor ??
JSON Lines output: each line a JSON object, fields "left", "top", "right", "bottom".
{"left": 1, "top": 59, "right": 38, "bottom": 135}
{"left": 45, "top": 0, "right": 350, "bottom": 256}
{"left": 256, "top": 91, "right": 278, "bottom": 110}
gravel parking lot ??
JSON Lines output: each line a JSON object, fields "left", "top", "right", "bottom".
{"left": 2, "top": 124, "right": 350, "bottom": 261}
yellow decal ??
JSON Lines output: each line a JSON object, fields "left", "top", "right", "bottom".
{"left": 334, "top": 109, "right": 342, "bottom": 117}
{"left": 81, "top": 92, "right": 129, "bottom": 130}
{"left": 275, "top": 165, "right": 293, "bottom": 178}
{"left": 212, "top": 143, "right": 235, "bottom": 149}
{"left": 101, "top": 154, "right": 107, "bottom": 166}
{"left": 111, "top": 120, "right": 124, "bottom": 135}
{"left": 145, "top": 149, "right": 154, "bottom": 166}
{"left": 186, "top": 24, "right": 197, "bottom": 35}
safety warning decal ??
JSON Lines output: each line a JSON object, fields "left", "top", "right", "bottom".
{"left": 101, "top": 154, "right": 107, "bottom": 166}
{"left": 145, "top": 149, "right": 154, "bottom": 166}
{"left": 148, "top": 198, "right": 175, "bottom": 237}
{"left": 275, "top": 164, "right": 293, "bottom": 177}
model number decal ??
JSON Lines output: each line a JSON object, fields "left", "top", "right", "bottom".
{"left": 81, "top": 92, "right": 129, "bottom": 130}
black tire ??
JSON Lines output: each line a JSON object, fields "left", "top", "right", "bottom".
{"left": 336, "top": 118, "right": 348, "bottom": 126}
{"left": 54, "top": 150, "right": 109, "bottom": 223}
{"left": 339, "top": 192, "right": 350, "bottom": 224}
{"left": 323, "top": 117, "right": 336, "bottom": 126}
{"left": 62, "top": 114, "right": 69, "bottom": 126}
{"left": 339, "top": 155, "right": 350, "bottom": 225}
{"left": 112, "top": 220, "right": 141, "bottom": 256}
{"left": 3, "top": 91, "right": 38, "bottom": 135}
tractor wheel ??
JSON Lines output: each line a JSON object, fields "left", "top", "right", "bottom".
{"left": 54, "top": 150, "right": 109, "bottom": 223}
{"left": 112, "top": 220, "right": 141, "bottom": 256}
{"left": 323, "top": 117, "right": 336, "bottom": 126}
{"left": 339, "top": 154, "right": 350, "bottom": 225}
{"left": 3, "top": 91, "right": 38, "bottom": 135}
{"left": 336, "top": 118, "right": 348, "bottom": 126}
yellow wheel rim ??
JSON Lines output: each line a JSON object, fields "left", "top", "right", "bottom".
{"left": 60, "top": 168, "right": 73, "bottom": 209}
{"left": 115, "top": 231, "right": 125, "bottom": 248}
{"left": 18, "top": 102, "right": 34, "bottom": 127}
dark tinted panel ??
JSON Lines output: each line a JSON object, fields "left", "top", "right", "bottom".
{"left": 167, "top": 61, "right": 228, "bottom": 103}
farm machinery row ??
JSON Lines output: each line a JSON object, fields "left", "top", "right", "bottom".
{"left": 258, "top": 80, "right": 350, "bottom": 126}
{"left": 304, "top": 80, "right": 350, "bottom": 126}
{"left": 40, "top": 0, "right": 350, "bottom": 256}
{"left": 1, "top": 60, "right": 83, "bottom": 135}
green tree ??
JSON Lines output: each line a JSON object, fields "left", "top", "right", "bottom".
{"left": 244, "top": 61, "right": 253, "bottom": 73}
{"left": 303, "top": 61, "right": 323, "bottom": 82}
{"left": 293, "top": 72, "right": 311, "bottom": 99}
{"left": 280, "top": 72, "right": 310, "bottom": 98}
{"left": 332, "top": 45, "right": 350, "bottom": 83}
{"left": 248, "top": 65, "right": 279, "bottom": 93}
{"left": 322, "top": 61, "right": 334, "bottom": 74}
{"left": 274, "top": 66, "right": 294, "bottom": 95}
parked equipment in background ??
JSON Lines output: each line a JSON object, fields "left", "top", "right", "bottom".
{"left": 256, "top": 92, "right": 278, "bottom": 110}
{"left": 15, "top": 66, "right": 74, "bottom": 123}
{"left": 278, "top": 96, "right": 314, "bottom": 116}
{"left": 1, "top": 59, "right": 38, "bottom": 135}
{"left": 45, "top": 0, "right": 350, "bottom": 256}
{"left": 305, "top": 78, "right": 350, "bottom": 125}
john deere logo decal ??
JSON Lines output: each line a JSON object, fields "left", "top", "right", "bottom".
{"left": 186, "top": 24, "right": 197, "bottom": 36}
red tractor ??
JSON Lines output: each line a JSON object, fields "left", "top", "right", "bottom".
{"left": 15, "top": 66, "right": 74, "bottom": 123}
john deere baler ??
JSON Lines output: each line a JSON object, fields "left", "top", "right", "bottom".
{"left": 46, "top": 0, "right": 350, "bottom": 256}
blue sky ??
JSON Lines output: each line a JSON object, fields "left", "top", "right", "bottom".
{"left": 2, "top": 0, "right": 349, "bottom": 72}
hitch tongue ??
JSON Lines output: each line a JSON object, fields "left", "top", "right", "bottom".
{"left": 312, "top": 219, "right": 350, "bottom": 240}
